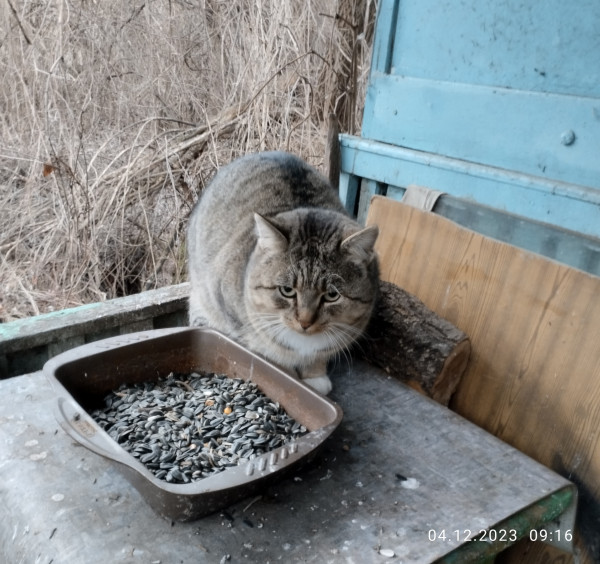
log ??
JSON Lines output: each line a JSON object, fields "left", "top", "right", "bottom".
{"left": 359, "top": 280, "right": 471, "bottom": 405}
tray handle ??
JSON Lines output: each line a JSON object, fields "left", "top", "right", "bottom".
{"left": 55, "top": 396, "right": 132, "bottom": 466}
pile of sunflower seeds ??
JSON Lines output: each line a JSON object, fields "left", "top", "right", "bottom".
{"left": 90, "top": 372, "right": 308, "bottom": 484}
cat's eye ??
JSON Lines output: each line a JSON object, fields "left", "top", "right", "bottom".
{"left": 323, "top": 287, "right": 341, "bottom": 302}
{"left": 278, "top": 285, "right": 296, "bottom": 298}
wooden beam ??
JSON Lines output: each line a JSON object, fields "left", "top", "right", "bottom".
{"left": 360, "top": 280, "right": 470, "bottom": 405}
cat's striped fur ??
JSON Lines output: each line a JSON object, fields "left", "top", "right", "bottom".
{"left": 187, "top": 152, "right": 379, "bottom": 394}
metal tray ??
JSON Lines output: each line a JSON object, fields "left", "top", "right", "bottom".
{"left": 43, "top": 327, "right": 343, "bottom": 521}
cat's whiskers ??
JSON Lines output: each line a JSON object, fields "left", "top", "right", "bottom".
{"left": 329, "top": 322, "right": 363, "bottom": 345}
{"left": 321, "top": 322, "right": 362, "bottom": 367}
{"left": 246, "top": 313, "right": 285, "bottom": 340}
{"left": 344, "top": 324, "right": 367, "bottom": 354}
{"left": 247, "top": 312, "right": 363, "bottom": 357}
{"left": 321, "top": 330, "right": 347, "bottom": 366}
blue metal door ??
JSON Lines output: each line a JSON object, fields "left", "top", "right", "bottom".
{"left": 340, "top": 0, "right": 600, "bottom": 242}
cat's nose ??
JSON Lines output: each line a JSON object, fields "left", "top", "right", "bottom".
{"left": 296, "top": 303, "right": 317, "bottom": 331}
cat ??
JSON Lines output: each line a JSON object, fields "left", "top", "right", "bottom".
{"left": 187, "top": 151, "right": 379, "bottom": 395}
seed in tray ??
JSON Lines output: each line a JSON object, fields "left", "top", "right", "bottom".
{"left": 90, "top": 371, "right": 308, "bottom": 484}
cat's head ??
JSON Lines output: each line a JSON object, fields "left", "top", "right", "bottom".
{"left": 245, "top": 209, "right": 379, "bottom": 363}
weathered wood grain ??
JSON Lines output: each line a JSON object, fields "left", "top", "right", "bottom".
{"left": 360, "top": 280, "right": 470, "bottom": 405}
{"left": 367, "top": 196, "right": 600, "bottom": 564}
{"left": 326, "top": 113, "right": 341, "bottom": 190}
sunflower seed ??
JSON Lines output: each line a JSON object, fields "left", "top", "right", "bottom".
{"left": 90, "top": 371, "right": 308, "bottom": 484}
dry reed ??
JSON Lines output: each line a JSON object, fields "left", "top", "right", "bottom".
{"left": 0, "top": 0, "right": 375, "bottom": 321}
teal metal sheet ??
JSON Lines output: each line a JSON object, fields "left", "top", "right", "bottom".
{"left": 340, "top": 135, "right": 600, "bottom": 240}
{"left": 359, "top": 0, "right": 600, "bottom": 234}
{"left": 363, "top": 75, "right": 600, "bottom": 190}
{"left": 389, "top": 0, "right": 600, "bottom": 98}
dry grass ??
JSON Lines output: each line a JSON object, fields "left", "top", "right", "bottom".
{"left": 0, "top": 0, "right": 375, "bottom": 322}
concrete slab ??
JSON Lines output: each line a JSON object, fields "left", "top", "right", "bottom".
{"left": 0, "top": 362, "right": 575, "bottom": 563}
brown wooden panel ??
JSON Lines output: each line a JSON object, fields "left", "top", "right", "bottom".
{"left": 366, "top": 196, "right": 600, "bottom": 564}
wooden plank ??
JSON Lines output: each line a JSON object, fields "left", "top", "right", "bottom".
{"left": 338, "top": 171, "right": 359, "bottom": 216}
{"left": 431, "top": 196, "right": 600, "bottom": 277}
{"left": 357, "top": 179, "right": 386, "bottom": 225}
{"left": 0, "top": 284, "right": 189, "bottom": 354}
{"left": 366, "top": 196, "right": 600, "bottom": 563}
{"left": 369, "top": 0, "right": 399, "bottom": 74}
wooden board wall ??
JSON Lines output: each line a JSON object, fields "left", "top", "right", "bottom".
{"left": 366, "top": 196, "right": 600, "bottom": 564}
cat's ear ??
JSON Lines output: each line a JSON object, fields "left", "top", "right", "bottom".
{"left": 254, "top": 213, "right": 288, "bottom": 253}
{"left": 341, "top": 225, "right": 379, "bottom": 261}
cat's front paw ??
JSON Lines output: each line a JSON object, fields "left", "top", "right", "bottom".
{"left": 302, "top": 375, "right": 332, "bottom": 395}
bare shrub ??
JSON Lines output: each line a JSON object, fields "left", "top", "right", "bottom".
{"left": 0, "top": 0, "right": 375, "bottom": 321}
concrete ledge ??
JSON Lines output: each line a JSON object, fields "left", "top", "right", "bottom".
{"left": 0, "top": 362, "right": 577, "bottom": 563}
{"left": 0, "top": 284, "right": 189, "bottom": 378}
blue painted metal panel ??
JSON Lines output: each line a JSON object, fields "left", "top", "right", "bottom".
{"left": 363, "top": 75, "right": 600, "bottom": 190}
{"left": 389, "top": 0, "right": 600, "bottom": 98}
{"left": 339, "top": 136, "right": 600, "bottom": 275}
{"left": 344, "top": 0, "right": 600, "bottom": 252}
{"left": 340, "top": 135, "right": 600, "bottom": 240}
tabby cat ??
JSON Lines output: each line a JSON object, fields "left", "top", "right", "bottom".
{"left": 187, "top": 151, "right": 379, "bottom": 395}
